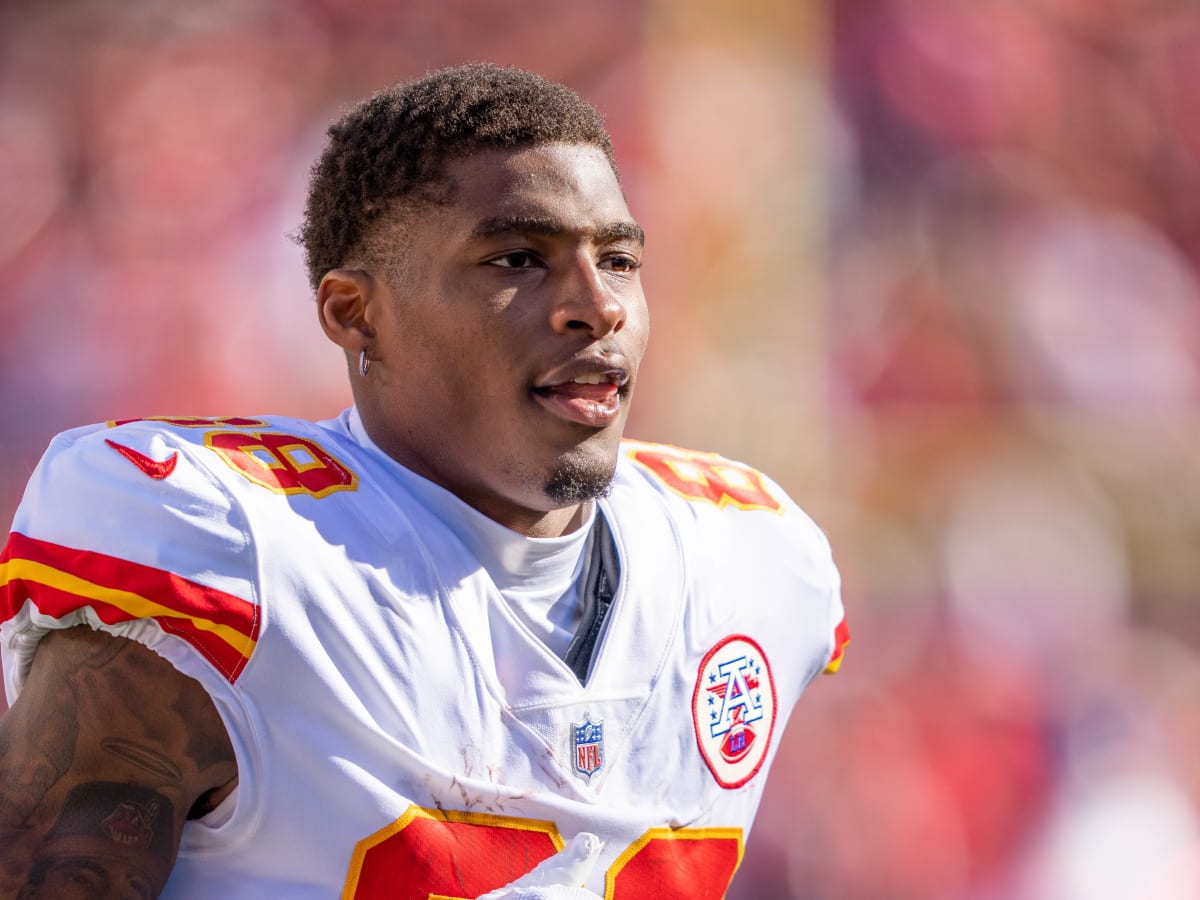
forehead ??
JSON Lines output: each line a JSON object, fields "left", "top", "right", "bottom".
{"left": 441, "top": 142, "right": 632, "bottom": 230}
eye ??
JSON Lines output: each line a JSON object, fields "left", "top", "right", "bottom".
{"left": 57, "top": 859, "right": 108, "bottom": 888}
{"left": 602, "top": 253, "right": 641, "bottom": 274}
{"left": 487, "top": 251, "right": 542, "bottom": 269}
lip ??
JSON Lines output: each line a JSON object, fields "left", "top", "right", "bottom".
{"left": 532, "top": 385, "right": 623, "bottom": 428}
{"left": 532, "top": 354, "right": 631, "bottom": 428}
{"left": 535, "top": 353, "right": 631, "bottom": 391}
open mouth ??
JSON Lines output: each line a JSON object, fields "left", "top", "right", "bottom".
{"left": 532, "top": 371, "right": 627, "bottom": 427}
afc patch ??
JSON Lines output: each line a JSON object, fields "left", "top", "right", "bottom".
{"left": 692, "top": 634, "right": 777, "bottom": 789}
{"left": 572, "top": 717, "right": 605, "bottom": 782}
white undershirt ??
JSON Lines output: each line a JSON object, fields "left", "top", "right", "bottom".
{"left": 346, "top": 409, "right": 591, "bottom": 659}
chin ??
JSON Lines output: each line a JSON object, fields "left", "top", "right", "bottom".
{"left": 544, "top": 444, "right": 619, "bottom": 506}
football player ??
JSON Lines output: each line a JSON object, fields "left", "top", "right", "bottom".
{"left": 0, "top": 64, "right": 847, "bottom": 898}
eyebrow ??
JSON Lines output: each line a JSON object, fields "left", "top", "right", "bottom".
{"left": 471, "top": 215, "right": 645, "bottom": 247}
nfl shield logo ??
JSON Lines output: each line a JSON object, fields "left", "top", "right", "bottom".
{"left": 572, "top": 717, "right": 604, "bottom": 781}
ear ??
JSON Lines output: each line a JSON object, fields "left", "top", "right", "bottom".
{"left": 317, "top": 268, "right": 379, "bottom": 352}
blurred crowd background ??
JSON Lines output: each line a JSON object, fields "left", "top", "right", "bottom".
{"left": 2, "top": 0, "right": 1198, "bottom": 897}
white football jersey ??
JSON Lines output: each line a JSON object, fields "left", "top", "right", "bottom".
{"left": 1, "top": 408, "right": 847, "bottom": 899}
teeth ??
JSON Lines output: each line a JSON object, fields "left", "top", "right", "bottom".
{"left": 572, "top": 374, "right": 607, "bottom": 385}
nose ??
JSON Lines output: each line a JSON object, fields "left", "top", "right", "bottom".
{"left": 549, "top": 256, "right": 627, "bottom": 338}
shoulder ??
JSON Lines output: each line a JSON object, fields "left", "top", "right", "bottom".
{"left": 19, "top": 415, "right": 310, "bottom": 522}
{"left": 181, "top": 413, "right": 357, "bottom": 491}
{"left": 33, "top": 412, "right": 340, "bottom": 469}
{"left": 614, "top": 439, "right": 808, "bottom": 527}
{"left": 615, "top": 439, "right": 832, "bottom": 559}
{"left": 16, "top": 417, "right": 243, "bottom": 542}
{"left": 1, "top": 414, "right": 341, "bottom": 691}
{"left": 48, "top": 413, "right": 360, "bottom": 505}
{"left": 10, "top": 411, "right": 368, "bottom": 571}
{"left": 615, "top": 438, "right": 848, "bottom": 677}
{"left": 617, "top": 440, "right": 788, "bottom": 512}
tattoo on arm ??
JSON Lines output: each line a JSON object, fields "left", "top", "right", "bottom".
{"left": 0, "top": 627, "right": 238, "bottom": 897}
{"left": 101, "top": 738, "right": 185, "bottom": 784}
{"left": 0, "top": 639, "right": 80, "bottom": 828}
{"left": 16, "top": 781, "right": 176, "bottom": 900}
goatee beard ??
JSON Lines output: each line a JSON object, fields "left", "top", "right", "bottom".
{"left": 545, "top": 456, "right": 615, "bottom": 506}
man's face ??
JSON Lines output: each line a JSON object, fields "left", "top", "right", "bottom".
{"left": 355, "top": 142, "right": 648, "bottom": 535}
{"left": 23, "top": 853, "right": 156, "bottom": 900}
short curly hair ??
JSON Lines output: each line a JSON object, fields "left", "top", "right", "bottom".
{"left": 299, "top": 63, "right": 617, "bottom": 291}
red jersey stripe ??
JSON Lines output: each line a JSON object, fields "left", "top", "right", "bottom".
{"left": 0, "top": 532, "right": 258, "bottom": 683}
{"left": 823, "top": 616, "right": 850, "bottom": 674}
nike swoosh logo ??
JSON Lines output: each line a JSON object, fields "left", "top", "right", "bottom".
{"left": 105, "top": 439, "right": 179, "bottom": 480}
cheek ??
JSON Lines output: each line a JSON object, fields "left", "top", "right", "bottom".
{"left": 394, "top": 302, "right": 481, "bottom": 370}
{"left": 625, "top": 296, "right": 651, "bottom": 354}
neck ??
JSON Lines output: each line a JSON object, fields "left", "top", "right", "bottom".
{"left": 472, "top": 498, "right": 591, "bottom": 538}
{"left": 350, "top": 405, "right": 595, "bottom": 538}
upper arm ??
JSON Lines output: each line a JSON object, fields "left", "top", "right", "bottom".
{"left": 0, "top": 626, "right": 236, "bottom": 898}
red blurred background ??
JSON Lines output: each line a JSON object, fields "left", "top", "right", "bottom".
{"left": 3, "top": 1, "right": 1199, "bottom": 897}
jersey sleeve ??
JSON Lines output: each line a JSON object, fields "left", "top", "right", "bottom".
{"left": 759, "top": 466, "right": 848, "bottom": 679}
{"left": 812, "top": 525, "right": 849, "bottom": 675}
{"left": 823, "top": 589, "right": 850, "bottom": 674}
{"left": 0, "top": 421, "right": 263, "bottom": 816}
{"left": 752, "top": 468, "right": 847, "bottom": 680}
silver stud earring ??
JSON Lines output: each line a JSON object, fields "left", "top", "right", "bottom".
{"left": 358, "top": 349, "right": 370, "bottom": 378}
